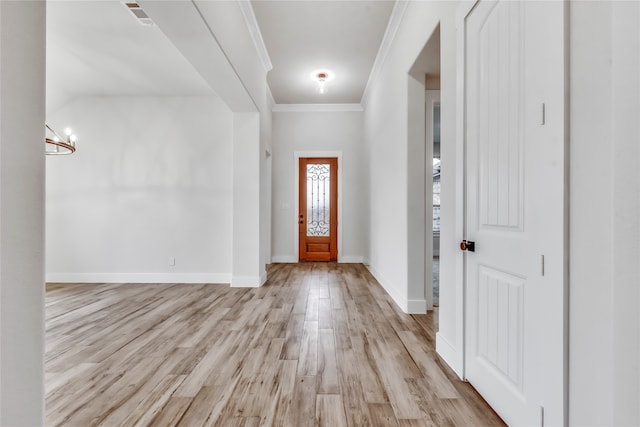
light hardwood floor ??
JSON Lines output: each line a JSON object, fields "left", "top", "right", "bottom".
{"left": 45, "top": 263, "right": 505, "bottom": 426}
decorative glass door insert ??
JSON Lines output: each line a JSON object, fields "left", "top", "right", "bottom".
{"left": 306, "top": 163, "right": 331, "bottom": 237}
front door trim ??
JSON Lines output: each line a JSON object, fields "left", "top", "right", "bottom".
{"left": 293, "top": 151, "right": 343, "bottom": 262}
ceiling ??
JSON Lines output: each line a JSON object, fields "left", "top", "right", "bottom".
{"left": 46, "top": 1, "right": 213, "bottom": 112}
{"left": 46, "top": 1, "right": 396, "bottom": 110}
{"left": 251, "top": 0, "right": 395, "bottom": 104}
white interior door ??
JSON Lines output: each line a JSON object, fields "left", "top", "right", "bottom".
{"left": 463, "top": 1, "right": 566, "bottom": 425}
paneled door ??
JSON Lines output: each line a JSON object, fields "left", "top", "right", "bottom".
{"left": 299, "top": 158, "right": 338, "bottom": 261}
{"left": 463, "top": 0, "right": 566, "bottom": 425}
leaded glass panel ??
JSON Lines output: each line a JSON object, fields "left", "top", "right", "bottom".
{"left": 306, "top": 164, "right": 330, "bottom": 237}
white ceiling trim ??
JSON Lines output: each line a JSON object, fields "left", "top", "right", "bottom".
{"left": 360, "top": 0, "right": 409, "bottom": 106}
{"left": 273, "top": 103, "right": 364, "bottom": 113}
{"left": 237, "top": 0, "right": 273, "bottom": 72}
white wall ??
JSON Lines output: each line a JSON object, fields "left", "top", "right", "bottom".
{"left": 139, "top": 0, "right": 272, "bottom": 286}
{"left": 46, "top": 96, "right": 234, "bottom": 283}
{"left": 363, "top": 1, "right": 461, "bottom": 371}
{"left": 0, "top": 2, "right": 45, "bottom": 424}
{"left": 569, "top": 1, "right": 640, "bottom": 425}
{"left": 192, "top": 1, "right": 273, "bottom": 285}
{"left": 261, "top": 91, "right": 274, "bottom": 272}
{"left": 232, "top": 112, "right": 262, "bottom": 285}
{"left": 271, "top": 109, "right": 367, "bottom": 263}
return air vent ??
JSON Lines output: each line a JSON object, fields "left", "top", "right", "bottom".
{"left": 123, "top": 2, "right": 155, "bottom": 26}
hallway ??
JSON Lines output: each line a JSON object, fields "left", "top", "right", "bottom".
{"left": 45, "top": 263, "right": 504, "bottom": 426}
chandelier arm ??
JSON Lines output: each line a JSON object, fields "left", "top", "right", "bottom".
{"left": 45, "top": 124, "right": 77, "bottom": 155}
{"left": 45, "top": 124, "right": 65, "bottom": 143}
{"left": 45, "top": 138, "right": 76, "bottom": 154}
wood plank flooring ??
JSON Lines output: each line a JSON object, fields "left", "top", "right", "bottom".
{"left": 45, "top": 263, "right": 505, "bottom": 426}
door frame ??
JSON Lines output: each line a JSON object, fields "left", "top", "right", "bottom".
{"left": 293, "top": 151, "right": 343, "bottom": 262}
{"left": 437, "top": 0, "right": 477, "bottom": 379}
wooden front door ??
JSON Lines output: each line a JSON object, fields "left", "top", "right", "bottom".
{"left": 299, "top": 158, "right": 338, "bottom": 261}
{"left": 463, "top": 0, "right": 566, "bottom": 425}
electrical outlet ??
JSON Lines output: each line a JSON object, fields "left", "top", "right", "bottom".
{"left": 168, "top": 256, "right": 175, "bottom": 266}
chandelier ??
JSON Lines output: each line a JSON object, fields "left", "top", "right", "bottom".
{"left": 45, "top": 124, "right": 76, "bottom": 155}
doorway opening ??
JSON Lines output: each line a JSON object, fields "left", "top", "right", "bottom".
{"left": 430, "top": 99, "right": 441, "bottom": 308}
{"left": 409, "top": 24, "right": 441, "bottom": 313}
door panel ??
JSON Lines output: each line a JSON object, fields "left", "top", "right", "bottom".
{"left": 299, "top": 158, "right": 337, "bottom": 261}
{"left": 464, "top": 0, "right": 565, "bottom": 425}
{"left": 477, "top": 266, "right": 524, "bottom": 393}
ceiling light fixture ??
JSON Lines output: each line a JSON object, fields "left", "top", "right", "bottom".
{"left": 310, "top": 69, "right": 335, "bottom": 94}
{"left": 45, "top": 124, "right": 77, "bottom": 155}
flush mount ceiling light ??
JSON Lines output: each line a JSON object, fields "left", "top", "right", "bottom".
{"left": 310, "top": 69, "right": 335, "bottom": 94}
{"left": 45, "top": 124, "right": 77, "bottom": 155}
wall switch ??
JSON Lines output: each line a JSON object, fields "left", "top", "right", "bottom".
{"left": 168, "top": 256, "right": 175, "bottom": 266}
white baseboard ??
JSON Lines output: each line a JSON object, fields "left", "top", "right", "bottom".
{"left": 231, "top": 275, "right": 263, "bottom": 287}
{"left": 45, "top": 272, "right": 231, "bottom": 284}
{"left": 436, "top": 332, "right": 463, "bottom": 379}
{"left": 366, "top": 265, "right": 426, "bottom": 314}
{"left": 406, "top": 298, "right": 427, "bottom": 313}
{"left": 271, "top": 256, "right": 297, "bottom": 263}
{"left": 271, "top": 255, "right": 365, "bottom": 264}
{"left": 338, "top": 256, "right": 364, "bottom": 263}
{"left": 367, "top": 265, "right": 407, "bottom": 312}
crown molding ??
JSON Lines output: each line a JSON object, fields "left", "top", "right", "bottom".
{"left": 272, "top": 103, "right": 364, "bottom": 113}
{"left": 361, "top": 0, "right": 409, "bottom": 107}
{"left": 237, "top": 0, "right": 273, "bottom": 72}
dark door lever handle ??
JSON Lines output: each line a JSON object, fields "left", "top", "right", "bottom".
{"left": 460, "top": 240, "right": 475, "bottom": 252}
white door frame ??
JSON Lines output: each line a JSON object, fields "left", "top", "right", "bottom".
{"left": 293, "top": 151, "right": 343, "bottom": 262}
{"left": 441, "top": 0, "right": 479, "bottom": 379}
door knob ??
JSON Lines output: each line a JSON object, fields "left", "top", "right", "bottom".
{"left": 460, "top": 240, "right": 475, "bottom": 252}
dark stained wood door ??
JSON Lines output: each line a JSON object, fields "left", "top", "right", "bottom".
{"left": 299, "top": 158, "right": 338, "bottom": 261}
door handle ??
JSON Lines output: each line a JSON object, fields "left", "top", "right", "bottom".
{"left": 460, "top": 240, "right": 475, "bottom": 252}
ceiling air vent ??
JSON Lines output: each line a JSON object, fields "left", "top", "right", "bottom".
{"left": 123, "top": 2, "right": 155, "bottom": 27}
